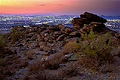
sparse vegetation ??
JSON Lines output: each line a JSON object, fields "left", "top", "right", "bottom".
{"left": 0, "top": 33, "right": 6, "bottom": 56}
{"left": 70, "top": 29, "right": 114, "bottom": 68}
{"left": 0, "top": 58, "right": 5, "bottom": 66}
{"left": 9, "top": 29, "right": 24, "bottom": 43}
{"left": 0, "top": 33, "right": 6, "bottom": 71}
{"left": 62, "top": 42, "right": 75, "bottom": 55}
{"left": 24, "top": 52, "right": 68, "bottom": 80}
{"left": 118, "top": 50, "right": 120, "bottom": 57}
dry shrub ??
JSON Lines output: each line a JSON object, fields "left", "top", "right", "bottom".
{"left": 25, "top": 60, "right": 51, "bottom": 80}
{"left": 62, "top": 66, "right": 78, "bottom": 77}
{"left": 62, "top": 42, "right": 75, "bottom": 55}
{"left": 70, "top": 29, "right": 115, "bottom": 69}
{"left": 117, "top": 45, "right": 120, "bottom": 57}
{"left": 23, "top": 51, "right": 34, "bottom": 60}
{"left": 0, "top": 73, "right": 5, "bottom": 80}
{"left": 48, "top": 53, "right": 67, "bottom": 69}
{"left": 0, "top": 33, "right": 6, "bottom": 56}
{"left": 118, "top": 52, "right": 120, "bottom": 58}
{"left": 27, "top": 54, "right": 62, "bottom": 74}
{"left": 28, "top": 49, "right": 34, "bottom": 54}
{"left": 26, "top": 61, "right": 79, "bottom": 80}
{"left": 28, "top": 61, "right": 49, "bottom": 74}
{"left": 58, "top": 62, "right": 82, "bottom": 79}
{"left": 27, "top": 53, "right": 33, "bottom": 60}
{"left": 9, "top": 29, "right": 24, "bottom": 43}
{"left": 24, "top": 70, "right": 64, "bottom": 80}
{"left": 0, "top": 54, "right": 28, "bottom": 80}
{"left": 27, "top": 56, "right": 65, "bottom": 74}
{"left": 25, "top": 53, "right": 67, "bottom": 80}
{"left": 0, "top": 58, "right": 5, "bottom": 66}
{"left": 99, "top": 64, "right": 114, "bottom": 73}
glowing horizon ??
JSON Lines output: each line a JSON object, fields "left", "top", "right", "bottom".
{"left": 0, "top": 0, "right": 120, "bottom": 15}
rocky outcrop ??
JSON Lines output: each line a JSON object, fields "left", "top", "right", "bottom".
{"left": 7, "top": 24, "right": 81, "bottom": 54}
{"left": 3, "top": 12, "right": 120, "bottom": 80}
{"left": 5, "top": 12, "right": 119, "bottom": 56}
{"left": 72, "top": 12, "right": 116, "bottom": 34}
{"left": 72, "top": 12, "right": 106, "bottom": 28}
{"left": 5, "top": 12, "right": 119, "bottom": 57}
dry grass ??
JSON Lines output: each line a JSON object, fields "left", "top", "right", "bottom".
{"left": 117, "top": 48, "right": 120, "bottom": 57}
{"left": 28, "top": 61, "right": 49, "bottom": 74}
{"left": 48, "top": 53, "right": 67, "bottom": 69}
{"left": 62, "top": 42, "right": 75, "bottom": 55}
{"left": 61, "top": 63, "right": 79, "bottom": 77}
{"left": 23, "top": 51, "right": 34, "bottom": 60}
{"left": 0, "top": 54, "right": 28, "bottom": 80}
{"left": 69, "top": 30, "right": 115, "bottom": 70}
{"left": 24, "top": 52, "right": 68, "bottom": 80}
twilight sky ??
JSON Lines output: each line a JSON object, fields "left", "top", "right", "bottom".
{"left": 0, "top": 0, "right": 120, "bottom": 15}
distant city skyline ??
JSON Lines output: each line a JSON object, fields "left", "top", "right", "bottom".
{"left": 0, "top": 0, "right": 120, "bottom": 16}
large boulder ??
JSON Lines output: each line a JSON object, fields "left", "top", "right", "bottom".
{"left": 72, "top": 12, "right": 107, "bottom": 29}
{"left": 72, "top": 12, "right": 117, "bottom": 34}
{"left": 80, "top": 12, "right": 107, "bottom": 23}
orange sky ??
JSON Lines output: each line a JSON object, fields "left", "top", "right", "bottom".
{"left": 0, "top": 0, "right": 69, "bottom": 13}
{"left": 0, "top": 0, "right": 120, "bottom": 15}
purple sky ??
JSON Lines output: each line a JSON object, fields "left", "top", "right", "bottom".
{"left": 0, "top": 0, "right": 120, "bottom": 15}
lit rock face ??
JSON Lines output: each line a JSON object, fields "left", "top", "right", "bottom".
{"left": 72, "top": 12, "right": 109, "bottom": 33}
{"left": 72, "top": 12, "right": 107, "bottom": 28}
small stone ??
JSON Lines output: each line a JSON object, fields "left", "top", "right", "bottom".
{"left": 65, "top": 53, "right": 74, "bottom": 58}
{"left": 57, "top": 34, "right": 65, "bottom": 41}
{"left": 59, "top": 64, "right": 66, "bottom": 67}
{"left": 57, "top": 24, "right": 64, "bottom": 28}
{"left": 64, "top": 28, "right": 72, "bottom": 33}
{"left": 70, "top": 31, "right": 80, "bottom": 37}
{"left": 42, "top": 52, "right": 50, "bottom": 56}
{"left": 115, "top": 33, "right": 120, "bottom": 39}
{"left": 41, "top": 56, "right": 49, "bottom": 61}
{"left": 54, "top": 31, "right": 62, "bottom": 35}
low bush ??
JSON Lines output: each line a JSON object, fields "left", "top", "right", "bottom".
{"left": 118, "top": 50, "right": 120, "bottom": 57}
{"left": 62, "top": 42, "right": 75, "bottom": 55}
{"left": 48, "top": 53, "right": 67, "bottom": 69}
{"left": 25, "top": 53, "right": 67, "bottom": 80}
{"left": 70, "top": 29, "right": 114, "bottom": 68}
{"left": 9, "top": 29, "right": 24, "bottom": 43}
{"left": 0, "top": 58, "right": 5, "bottom": 66}
{"left": 0, "top": 33, "right": 6, "bottom": 56}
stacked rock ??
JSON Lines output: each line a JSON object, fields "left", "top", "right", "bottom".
{"left": 72, "top": 12, "right": 110, "bottom": 33}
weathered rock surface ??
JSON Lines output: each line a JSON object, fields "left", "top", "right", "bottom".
{"left": 5, "top": 12, "right": 119, "bottom": 60}
{"left": 72, "top": 12, "right": 117, "bottom": 34}
{"left": 72, "top": 12, "right": 107, "bottom": 28}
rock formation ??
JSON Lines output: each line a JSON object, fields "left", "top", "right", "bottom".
{"left": 4, "top": 12, "right": 119, "bottom": 57}
{"left": 5, "top": 12, "right": 119, "bottom": 55}
{"left": 72, "top": 12, "right": 116, "bottom": 34}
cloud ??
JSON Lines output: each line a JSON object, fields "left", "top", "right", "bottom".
{"left": 38, "top": 4, "right": 45, "bottom": 6}
{"left": 58, "top": 4, "right": 63, "bottom": 6}
{"left": 54, "top": 4, "right": 64, "bottom": 6}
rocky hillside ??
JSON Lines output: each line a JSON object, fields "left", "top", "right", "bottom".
{"left": 0, "top": 12, "right": 120, "bottom": 80}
